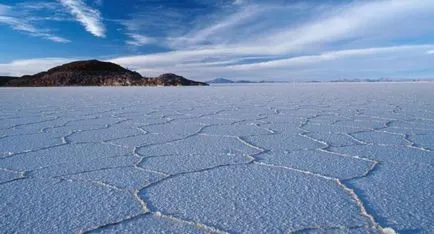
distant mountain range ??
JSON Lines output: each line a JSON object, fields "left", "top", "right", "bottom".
{"left": 328, "top": 78, "right": 432, "bottom": 83}
{"left": 206, "top": 78, "right": 235, "bottom": 84}
{"left": 206, "top": 78, "right": 277, "bottom": 84}
{"left": 0, "top": 60, "right": 208, "bottom": 87}
{"left": 206, "top": 78, "right": 433, "bottom": 84}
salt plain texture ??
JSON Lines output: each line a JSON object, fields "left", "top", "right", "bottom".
{"left": 0, "top": 83, "right": 433, "bottom": 234}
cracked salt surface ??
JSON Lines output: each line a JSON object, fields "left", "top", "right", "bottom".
{"left": 0, "top": 83, "right": 433, "bottom": 233}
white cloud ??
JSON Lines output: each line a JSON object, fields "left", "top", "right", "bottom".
{"left": 14, "top": 2, "right": 73, "bottom": 22}
{"left": 1, "top": 44, "right": 433, "bottom": 80}
{"left": 107, "top": 44, "right": 434, "bottom": 80}
{"left": 233, "top": 0, "right": 244, "bottom": 5}
{"left": 119, "top": 2, "right": 267, "bottom": 50}
{"left": 109, "top": 45, "right": 269, "bottom": 69}
{"left": 0, "top": 3, "right": 70, "bottom": 43}
{"left": 227, "top": 45, "right": 434, "bottom": 70}
{"left": 244, "top": 0, "right": 434, "bottom": 55}
{"left": 170, "top": 5, "right": 262, "bottom": 47}
{"left": 0, "top": 4, "right": 9, "bottom": 15}
{"left": 43, "top": 35, "right": 71, "bottom": 43}
{"left": 18, "top": 2, "right": 59, "bottom": 11}
{"left": 0, "top": 15, "right": 70, "bottom": 43}
{"left": 0, "top": 58, "right": 74, "bottom": 76}
{"left": 109, "top": 42, "right": 434, "bottom": 76}
{"left": 2, "top": 0, "right": 434, "bottom": 81}
{"left": 59, "top": 0, "right": 105, "bottom": 37}
{"left": 131, "top": 0, "right": 434, "bottom": 58}
{"left": 126, "top": 34, "right": 155, "bottom": 46}
{"left": 94, "top": 0, "right": 103, "bottom": 7}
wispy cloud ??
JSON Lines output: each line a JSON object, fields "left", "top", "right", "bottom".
{"left": 59, "top": 0, "right": 105, "bottom": 37}
{"left": 93, "top": 0, "right": 103, "bottom": 7}
{"left": 126, "top": 33, "right": 155, "bottom": 46}
{"left": 118, "top": 0, "right": 254, "bottom": 49}
{"left": 0, "top": 15, "right": 70, "bottom": 43}
{"left": 107, "top": 44, "right": 434, "bottom": 79}
{"left": 2, "top": 0, "right": 434, "bottom": 81}
{"left": 226, "top": 45, "right": 434, "bottom": 71}
{"left": 120, "top": 0, "right": 434, "bottom": 55}
{"left": 18, "top": 2, "right": 60, "bottom": 11}
{"left": 16, "top": 1, "right": 73, "bottom": 22}
{"left": 233, "top": 0, "right": 245, "bottom": 5}
{"left": 169, "top": 5, "right": 263, "bottom": 48}
{"left": 1, "top": 44, "right": 433, "bottom": 80}
{"left": 257, "top": 0, "right": 434, "bottom": 54}
{"left": 0, "top": 4, "right": 9, "bottom": 15}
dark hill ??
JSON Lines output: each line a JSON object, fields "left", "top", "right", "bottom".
{"left": 46, "top": 60, "right": 130, "bottom": 73}
{"left": 2, "top": 60, "right": 208, "bottom": 87}
{"left": 0, "top": 76, "right": 18, "bottom": 86}
{"left": 153, "top": 73, "right": 207, "bottom": 86}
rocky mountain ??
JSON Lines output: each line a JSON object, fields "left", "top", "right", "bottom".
{"left": 1, "top": 60, "right": 208, "bottom": 87}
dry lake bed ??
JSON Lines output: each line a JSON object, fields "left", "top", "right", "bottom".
{"left": 0, "top": 83, "right": 433, "bottom": 233}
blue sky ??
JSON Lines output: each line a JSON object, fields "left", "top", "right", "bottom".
{"left": 1, "top": 0, "right": 434, "bottom": 81}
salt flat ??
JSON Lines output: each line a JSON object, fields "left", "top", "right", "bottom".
{"left": 0, "top": 83, "right": 433, "bottom": 234}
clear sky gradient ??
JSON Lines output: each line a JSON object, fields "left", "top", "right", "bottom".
{"left": 1, "top": 0, "right": 434, "bottom": 81}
